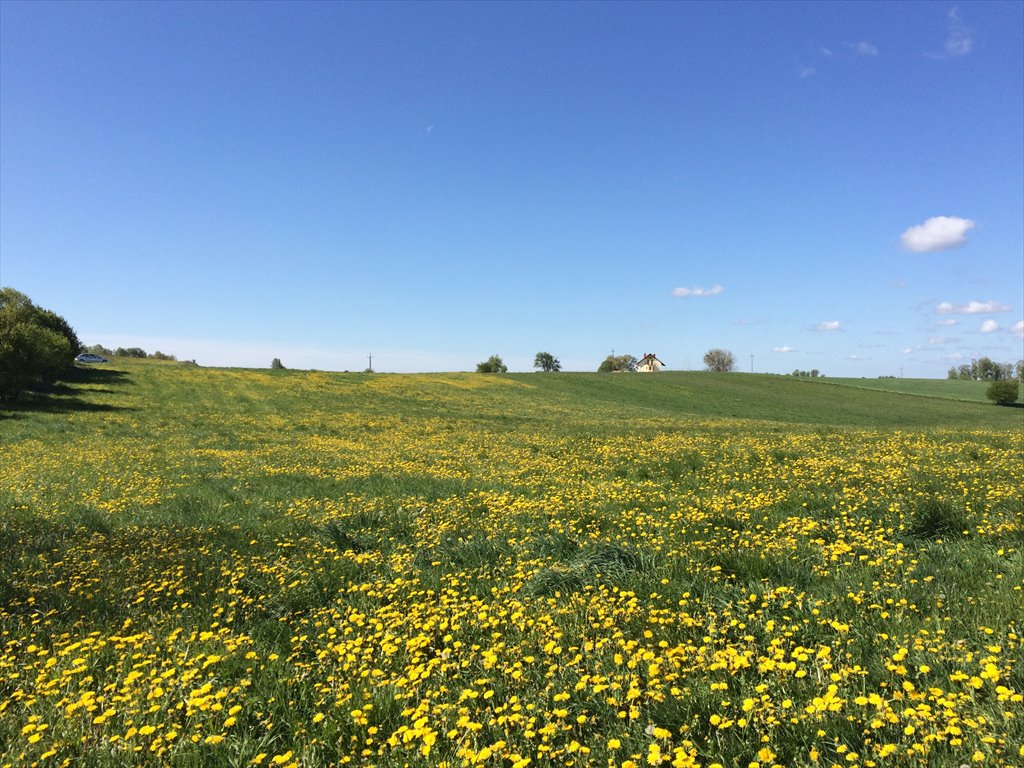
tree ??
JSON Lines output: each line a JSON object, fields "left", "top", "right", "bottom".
{"left": 0, "top": 287, "right": 78, "bottom": 399}
{"left": 476, "top": 354, "right": 507, "bottom": 373}
{"left": 986, "top": 380, "right": 1019, "bottom": 406}
{"left": 973, "top": 356, "right": 1000, "bottom": 381}
{"left": 597, "top": 354, "right": 637, "bottom": 373}
{"left": 703, "top": 348, "right": 736, "bottom": 372}
{"left": 533, "top": 352, "right": 561, "bottom": 372}
{"left": 271, "top": 358, "right": 286, "bottom": 370}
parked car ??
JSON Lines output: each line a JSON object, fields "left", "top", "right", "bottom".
{"left": 75, "top": 353, "right": 108, "bottom": 363}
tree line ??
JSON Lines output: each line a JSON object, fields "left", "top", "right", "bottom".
{"left": 84, "top": 344, "right": 178, "bottom": 361}
{"left": 947, "top": 357, "right": 1023, "bottom": 382}
{"left": 477, "top": 349, "right": 742, "bottom": 373}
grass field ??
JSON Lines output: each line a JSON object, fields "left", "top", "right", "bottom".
{"left": 821, "top": 378, "right": 1016, "bottom": 405}
{"left": 2, "top": 361, "right": 1022, "bottom": 768}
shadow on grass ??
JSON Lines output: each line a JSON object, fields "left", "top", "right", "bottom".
{"left": 0, "top": 366, "right": 135, "bottom": 417}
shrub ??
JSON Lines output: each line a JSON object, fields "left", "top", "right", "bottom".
{"left": 271, "top": 358, "right": 286, "bottom": 370}
{"left": 986, "top": 380, "right": 1019, "bottom": 405}
{"left": 598, "top": 354, "right": 636, "bottom": 372}
{"left": 476, "top": 354, "right": 507, "bottom": 373}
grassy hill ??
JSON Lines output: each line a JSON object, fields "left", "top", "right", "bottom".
{"left": 824, "top": 376, "right": 1016, "bottom": 404}
{"left": 3, "top": 360, "right": 1022, "bottom": 767}
{"left": 3, "top": 362, "right": 1020, "bottom": 439}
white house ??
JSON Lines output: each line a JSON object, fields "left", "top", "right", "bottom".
{"left": 636, "top": 353, "right": 664, "bottom": 372}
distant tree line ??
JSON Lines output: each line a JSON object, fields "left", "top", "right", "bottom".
{"left": 477, "top": 349, "right": 746, "bottom": 373}
{"left": 789, "top": 369, "right": 822, "bottom": 378}
{"left": 0, "top": 287, "right": 81, "bottom": 400}
{"left": 84, "top": 344, "right": 177, "bottom": 361}
{"left": 947, "top": 357, "right": 1023, "bottom": 381}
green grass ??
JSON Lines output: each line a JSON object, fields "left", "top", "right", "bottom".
{"left": 825, "top": 375, "right": 1022, "bottom": 404}
{"left": 2, "top": 360, "right": 1022, "bottom": 768}
{"left": 3, "top": 362, "right": 1021, "bottom": 440}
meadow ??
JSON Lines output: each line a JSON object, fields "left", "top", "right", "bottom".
{"left": 1, "top": 361, "right": 1022, "bottom": 768}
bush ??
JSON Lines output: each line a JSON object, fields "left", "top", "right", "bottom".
{"left": 0, "top": 288, "right": 78, "bottom": 399}
{"left": 271, "top": 358, "right": 286, "bottom": 370}
{"left": 476, "top": 355, "right": 507, "bottom": 373}
{"left": 598, "top": 354, "right": 636, "bottom": 373}
{"left": 986, "top": 380, "right": 1019, "bottom": 406}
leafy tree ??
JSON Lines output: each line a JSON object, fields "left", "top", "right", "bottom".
{"left": 597, "top": 354, "right": 637, "bottom": 373}
{"left": 533, "top": 352, "right": 561, "bottom": 372}
{"left": 36, "top": 307, "right": 82, "bottom": 354}
{"left": 1017, "top": 360, "right": 1024, "bottom": 380}
{"left": 271, "top": 358, "right": 286, "bottom": 370}
{"left": 86, "top": 344, "right": 114, "bottom": 357}
{"left": 974, "top": 356, "right": 999, "bottom": 380}
{"left": 150, "top": 351, "right": 177, "bottom": 361}
{"left": 703, "top": 348, "right": 736, "bottom": 372}
{"left": 986, "top": 380, "right": 1019, "bottom": 406}
{"left": 0, "top": 287, "right": 78, "bottom": 399}
{"left": 476, "top": 354, "right": 507, "bottom": 373}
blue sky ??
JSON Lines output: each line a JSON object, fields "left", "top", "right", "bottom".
{"left": 2, "top": 1, "right": 1022, "bottom": 375}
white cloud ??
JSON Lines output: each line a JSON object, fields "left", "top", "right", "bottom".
{"left": 979, "top": 319, "right": 1000, "bottom": 333}
{"left": 849, "top": 40, "right": 879, "bottom": 56}
{"left": 1014, "top": 320, "right": 1024, "bottom": 339}
{"left": 820, "top": 47, "right": 834, "bottom": 57}
{"left": 936, "top": 300, "right": 1012, "bottom": 315}
{"left": 930, "top": 8, "right": 973, "bottom": 58}
{"left": 798, "top": 66, "right": 816, "bottom": 78}
{"left": 936, "top": 318, "right": 957, "bottom": 327}
{"left": 772, "top": 346, "right": 796, "bottom": 353}
{"left": 928, "top": 336, "right": 954, "bottom": 345}
{"left": 816, "top": 320, "right": 842, "bottom": 331}
{"left": 672, "top": 284, "right": 723, "bottom": 298}
{"left": 900, "top": 216, "right": 975, "bottom": 252}
{"left": 848, "top": 355, "right": 870, "bottom": 360}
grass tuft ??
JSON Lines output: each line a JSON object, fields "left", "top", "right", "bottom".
{"left": 905, "top": 497, "right": 969, "bottom": 540}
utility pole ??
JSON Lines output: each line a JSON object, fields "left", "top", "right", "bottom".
{"left": 368, "top": 353, "right": 373, "bottom": 373}
{"left": 750, "top": 353, "right": 754, "bottom": 374}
